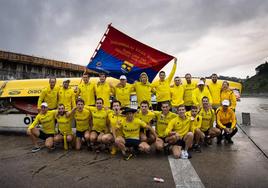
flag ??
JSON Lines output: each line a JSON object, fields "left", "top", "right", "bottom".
{"left": 87, "top": 25, "right": 174, "bottom": 83}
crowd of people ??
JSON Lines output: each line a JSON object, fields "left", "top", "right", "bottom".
{"left": 27, "top": 58, "right": 238, "bottom": 159}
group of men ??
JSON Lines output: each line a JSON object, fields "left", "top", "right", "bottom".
{"left": 27, "top": 58, "right": 238, "bottom": 159}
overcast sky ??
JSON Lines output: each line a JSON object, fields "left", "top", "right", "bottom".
{"left": 1, "top": 0, "right": 268, "bottom": 78}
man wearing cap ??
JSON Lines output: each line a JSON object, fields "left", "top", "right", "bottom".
{"left": 37, "top": 77, "right": 59, "bottom": 111}
{"left": 113, "top": 75, "right": 133, "bottom": 107}
{"left": 192, "top": 79, "right": 213, "bottom": 109}
{"left": 151, "top": 58, "right": 177, "bottom": 110}
{"left": 216, "top": 100, "right": 238, "bottom": 144}
{"left": 208, "top": 74, "right": 222, "bottom": 110}
{"left": 95, "top": 73, "right": 112, "bottom": 108}
{"left": 133, "top": 72, "right": 153, "bottom": 107}
{"left": 27, "top": 102, "right": 56, "bottom": 152}
{"left": 77, "top": 73, "right": 95, "bottom": 106}
{"left": 183, "top": 73, "right": 197, "bottom": 111}
{"left": 58, "top": 78, "right": 76, "bottom": 111}
{"left": 115, "top": 107, "right": 157, "bottom": 158}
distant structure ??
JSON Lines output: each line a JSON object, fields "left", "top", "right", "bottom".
{"left": 0, "top": 50, "right": 96, "bottom": 80}
{"left": 255, "top": 61, "right": 268, "bottom": 75}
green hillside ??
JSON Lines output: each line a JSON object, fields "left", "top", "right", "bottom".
{"left": 242, "top": 62, "right": 268, "bottom": 93}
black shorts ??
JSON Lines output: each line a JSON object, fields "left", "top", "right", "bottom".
{"left": 90, "top": 130, "right": 102, "bottom": 135}
{"left": 39, "top": 130, "right": 54, "bottom": 140}
{"left": 76, "top": 130, "right": 86, "bottom": 138}
{"left": 125, "top": 139, "right": 140, "bottom": 148}
{"left": 176, "top": 139, "right": 185, "bottom": 147}
{"left": 203, "top": 130, "right": 210, "bottom": 136}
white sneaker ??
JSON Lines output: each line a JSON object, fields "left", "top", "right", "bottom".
{"left": 180, "top": 150, "right": 188, "bottom": 159}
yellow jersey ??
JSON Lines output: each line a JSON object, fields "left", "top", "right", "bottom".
{"left": 154, "top": 111, "right": 177, "bottom": 138}
{"left": 95, "top": 82, "right": 111, "bottom": 107}
{"left": 185, "top": 111, "right": 202, "bottom": 133}
{"left": 114, "top": 84, "right": 133, "bottom": 107}
{"left": 135, "top": 110, "right": 156, "bottom": 125}
{"left": 118, "top": 118, "right": 147, "bottom": 139}
{"left": 78, "top": 82, "right": 95, "bottom": 106}
{"left": 165, "top": 116, "right": 192, "bottom": 138}
{"left": 170, "top": 84, "right": 184, "bottom": 106}
{"left": 55, "top": 113, "right": 72, "bottom": 134}
{"left": 88, "top": 106, "right": 109, "bottom": 133}
{"left": 37, "top": 86, "right": 59, "bottom": 109}
{"left": 108, "top": 111, "right": 124, "bottom": 137}
{"left": 183, "top": 82, "right": 196, "bottom": 106}
{"left": 199, "top": 107, "right": 215, "bottom": 132}
{"left": 151, "top": 63, "right": 177, "bottom": 102}
{"left": 192, "top": 87, "right": 213, "bottom": 107}
{"left": 28, "top": 110, "right": 56, "bottom": 134}
{"left": 74, "top": 109, "right": 91, "bottom": 132}
{"left": 216, "top": 107, "right": 236, "bottom": 129}
{"left": 133, "top": 81, "right": 152, "bottom": 106}
{"left": 220, "top": 89, "right": 237, "bottom": 110}
{"left": 58, "top": 87, "right": 76, "bottom": 111}
{"left": 208, "top": 82, "right": 221, "bottom": 106}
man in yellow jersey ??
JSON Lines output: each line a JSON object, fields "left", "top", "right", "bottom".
{"left": 73, "top": 98, "right": 91, "bottom": 150}
{"left": 216, "top": 100, "right": 238, "bottom": 144}
{"left": 153, "top": 101, "right": 177, "bottom": 153}
{"left": 170, "top": 76, "right": 184, "bottom": 112}
{"left": 95, "top": 73, "right": 112, "bottom": 108}
{"left": 208, "top": 74, "right": 222, "bottom": 110}
{"left": 58, "top": 79, "right": 76, "bottom": 111}
{"left": 37, "top": 77, "right": 58, "bottom": 111}
{"left": 113, "top": 75, "right": 133, "bottom": 107}
{"left": 165, "top": 105, "right": 194, "bottom": 159}
{"left": 77, "top": 73, "right": 95, "bottom": 106}
{"left": 115, "top": 107, "right": 157, "bottom": 158}
{"left": 54, "top": 104, "right": 74, "bottom": 148}
{"left": 133, "top": 72, "right": 152, "bottom": 107}
{"left": 27, "top": 102, "right": 56, "bottom": 152}
{"left": 186, "top": 106, "right": 203, "bottom": 153}
{"left": 183, "top": 73, "right": 197, "bottom": 111}
{"left": 135, "top": 100, "right": 156, "bottom": 143}
{"left": 220, "top": 81, "right": 237, "bottom": 110}
{"left": 88, "top": 98, "right": 113, "bottom": 152}
{"left": 192, "top": 80, "right": 213, "bottom": 109}
{"left": 109, "top": 100, "right": 124, "bottom": 155}
{"left": 199, "top": 96, "right": 221, "bottom": 145}
{"left": 152, "top": 58, "right": 177, "bottom": 110}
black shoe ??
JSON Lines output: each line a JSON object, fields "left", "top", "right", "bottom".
{"left": 217, "top": 138, "right": 222, "bottom": 145}
{"left": 164, "top": 144, "right": 171, "bottom": 155}
{"left": 227, "top": 139, "right": 234, "bottom": 144}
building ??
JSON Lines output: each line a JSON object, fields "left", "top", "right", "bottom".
{"left": 0, "top": 50, "right": 96, "bottom": 80}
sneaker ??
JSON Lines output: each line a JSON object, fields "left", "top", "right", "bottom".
{"left": 180, "top": 150, "right": 188, "bottom": 159}
{"left": 195, "top": 145, "right": 201, "bottom": 153}
{"left": 187, "top": 151, "right": 192, "bottom": 159}
{"left": 227, "top": 139, "right": 234, "bottom": 144}
{"left": 31, "top": 146, "right": 41, "bottom": 153}
{"left": 217, "top": 137, "right": 222, "bottom": 145}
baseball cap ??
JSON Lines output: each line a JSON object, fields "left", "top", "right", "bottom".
{"left": 197, "top": 80, "right": 205, "bottom": 85}
{"left": 222, "top": 100, "right": 230, "bottom": 106}
{"left": 41, "top": 102, "right": 48, "bottom": 108}
{"left": 120, "top": 75, "right": 127, "bottom": 80}
{"left": 63, "top": 78, "right": 70, "bottom": 83}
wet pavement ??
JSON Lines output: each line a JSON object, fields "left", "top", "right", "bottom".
{"left": 0, "top": 97, "right": 268, "bottom": 187}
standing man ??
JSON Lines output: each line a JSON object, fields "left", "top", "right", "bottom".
{"left": 152, "top": 58, "right": 177, "bottom": 110}
{"left": 220, "top": 81, "right": 237, "bottom": 111}
{"left": 27, "top": 102, "right": 56, "bottom": 152}
{"left": 192, "top": 80, "right": 213, "bottom": 109}
{"left": 37, "top": 77, "right": 59, "bottom": 110}
{"left": 95, "top": 73, "right": 112, "bottom": 108}
{"left": 133, "top": 72, "right": 153, "bottom": 107}
{"left": 170, "top": 76, "right": 184, "bottom": 111}
{"left": 114, "top": 75, "right": 133, "bottom": 107}
{"left": 77, "top": 73, "right": 95, "bottom": 106}
{"left": 208, "top": 74, "right": 222, "bottom": 110}
{"left": 58, "top": 79, "right": 76, "bottom": 111}
{"left": 183, "top": 73, "right": 197, "bottom": 111}
{"left": 216, "top": 100, "right": 238, "bottom": 144}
